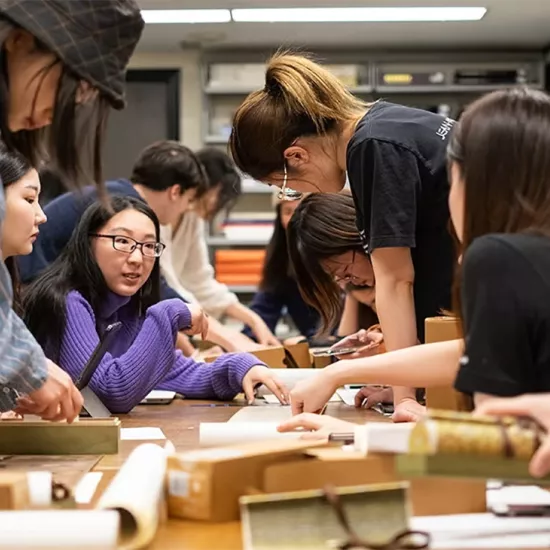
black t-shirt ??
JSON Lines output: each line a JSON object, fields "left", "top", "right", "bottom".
{"left": 455, "top": 233, "right": 550, "bottom": 397}
{"left": 347, "top": 101, "right": 456, "bottom": 341}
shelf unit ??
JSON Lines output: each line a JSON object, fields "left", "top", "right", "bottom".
{"left": 202, "top": 50, "right": 546, "bottom": 296}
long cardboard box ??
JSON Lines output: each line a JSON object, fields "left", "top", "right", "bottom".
{"left": 424, "top": 317, "right": 472, "bottom": 412}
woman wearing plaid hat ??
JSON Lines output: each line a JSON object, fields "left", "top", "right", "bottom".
{"left": 0, "top": 0, "right": 143, "bottom": 422}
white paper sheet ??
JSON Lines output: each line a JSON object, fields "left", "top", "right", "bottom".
{"left": 228, "top": 405, "right": 293, "bottom": 423}
{"left": 0, "top": 511, "right": 119, "bottom": 548}
{"left": 200, "top": 422, "right": 302, "bottom": 447}
{"left": 139, "top": 390, "right": 175, "bottom": 404}
{"left": 336, "top": 388, "right": 360, "bottom": 406}
{"left": 120, "top": 427, "right": 166, "bottom": 440}
{"left": 412, "top": 513, "right": 550, "bottom": 548}
{"left": 98, "top": 443, "right": 167, "bottom": 550}
{"left": 74, "top": 472, "right": 103, "bottom": 505}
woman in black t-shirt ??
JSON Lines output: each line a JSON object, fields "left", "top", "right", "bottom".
{"left": 276, "top": 86, "right": 550, "bottom": 437}
{"left": 230, "top": 53, "right": 454, "bottom": 421}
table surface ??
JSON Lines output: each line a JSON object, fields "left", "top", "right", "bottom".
{"left": 106, "top": 399, "right": 378, "bottom": 549}
{"left": 101, "top": 400, "right": 530, "bottom": 550}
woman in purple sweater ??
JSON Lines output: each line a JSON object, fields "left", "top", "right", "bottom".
{"left": 22, "top": 196, "right": 288, "bottom": 413}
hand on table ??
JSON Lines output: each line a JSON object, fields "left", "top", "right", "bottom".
{"left": 242, "top": 366, "right": 289, "bottom": 405}
{"left": 354, "top": 385, "right": 393, "bottom": 408}
{"left": 475, "top": 394, "right": 550, "bottom": 477}
{"left": 15, "top": 360, "right": 83, "bottom": 423}
{"left": 277, "top": 413, "right": 358, "bottom": 441}
{"left": 252, "top": 321, "right": 280, "bottom": 347}
{"left": 392, "top": 398, "right": 426, "bottom": 423}
{"left": 289, "top": 371, "right": 336, "bottom": 415}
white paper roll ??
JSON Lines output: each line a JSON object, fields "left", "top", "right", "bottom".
{"left": 353, "top": 422, "right": 415, "bottom": 455}
{"left": 0, "top": 510, "right": 119, "bottom": 548}
{"left": 229, "top": 405, "right": 293, "bottom": 423}
{"left": 255, "top": 369, "right": 322, "bottom": 396}
{"left": 97, "top": 443, "right": 166, "bottom": 550}
{"left": 200, "top": 422, "right": 303, "bottom": 447}
{"left": 26, "top": 471, "right": 52, "bottom": 507}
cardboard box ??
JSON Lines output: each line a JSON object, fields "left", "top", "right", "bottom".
{"left": 424, "top": 317, "right": 472, "bottom": 412}
{"left": 205, "top": 342, "right": 313, "bottom": 369}
{"left": 0, "top": 473, "right": 29, "bottom": 510}
{"left": 166, "top": 439, "right": 325, "bottom": 522}
{"left": 167, "top": 441, "right": 485, "bottom": 522}
{"left": 263, "top": 447, "right": 485, "bottom": 517}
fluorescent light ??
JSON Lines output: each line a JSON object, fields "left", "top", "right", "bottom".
{"left": 141, "top": 9, "right": 231, "bottom": 24}
{"left": 231, "top": 7, "right": 487, "bottom": 23}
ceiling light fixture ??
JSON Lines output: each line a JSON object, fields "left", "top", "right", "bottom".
{"left": 141, "top": 9, "right": 231, "bottom": 24}
{"left": 231, "top": 7, "right": 487, "bottom": 23}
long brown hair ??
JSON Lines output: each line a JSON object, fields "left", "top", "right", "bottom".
{"left": 287, "top": 193, "right": 363, "bottom": 333}
{"left": 449, "top": 87, "right": 550, "bottom": 319}
{"left": 229, "top": 52, "right": 368, "bottom": 182}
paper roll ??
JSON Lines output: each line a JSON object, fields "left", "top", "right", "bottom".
{"left": 0, "top": 510, "right": 119, "bottom": 548}
{"left": 353, "top": 423, "right": 416, "bottom": 455}
{"left": 255, "top": 369, "right": 322, "bottom": 397}
{"left": 200, "top": 422, "right": 302, "bottom": 447}
{"left": 229, "top": 405, "right": 293, "bottom": 423}
{"left": 26, "top": 471, "right": 52, "bottom": 507}
{"left": 97, "top": 443, "right": 167, "bottom": 550}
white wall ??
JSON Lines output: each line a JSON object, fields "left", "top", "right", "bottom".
{"left": 129, "top": 50, "right": 203, "bottom": 150}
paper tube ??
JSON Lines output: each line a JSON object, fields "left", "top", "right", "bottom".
{"left": 255, "top": 369, "right": 322, "bottom": 397}
{"left": 229, "top": 405, "right": 293, "bottom": 423}
{"left": 353, "top": 423, "right": 416, "bottom": 455}
{"left": 410, "top": 410, "right": 542, "bottom": 459}
{"left": 97, "top": 443, "right": 167, "bottom": 550}
{"left": 200, "top": 422, "right": 302, "bottom": 447}
{"left": 0, "top": 510, "right": 119, "bottom": 548}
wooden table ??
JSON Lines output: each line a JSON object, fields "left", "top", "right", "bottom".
{"left": 101, "top": 399, "right": 378, "bottom": 549}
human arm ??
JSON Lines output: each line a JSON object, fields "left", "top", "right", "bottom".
{"left": 228, "top": 301, "right": 280, "bottom": 346}
{"left": 371, "top": 247, "right": 419, "bottom": 417}
{"left": 475, "top": 394, "right": 550, "bottom": 478}
{"left": 289, "top": 339, "right": 463, "bottom": 415}
{"left": 277, "top": 413, "right": 358, "bottom": 441}
{"left": 241, "top": 289, "right": 283, "bottom": 341}
{"left": 337, "top": 293, "right": 360, "bottom": 336}
{"left": 454, "top": 236, "right": 533, "bottom": 398}
{"left": 59, "top": 293, "right": 195, "bottom": 413}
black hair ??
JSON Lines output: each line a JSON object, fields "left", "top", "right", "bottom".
{"left": 260, "top": 203, "right": 292, "bottom": 292}
{"left": 196, "top": 147, "right": 241, "bottom": 218}
{"left": 0, "top": 36, "right": 110, "bottom": 187}
{"left": 37, "top": 167, "right": 66, "bottom": 206}
{"left": 23, "top": 195, "right": 161, "bottom": 360}
{"left": 0, "top": 147, "right": 33, "bottom": 315}
{"left": 130, "top": 140, "right": 207, "bottom": 194}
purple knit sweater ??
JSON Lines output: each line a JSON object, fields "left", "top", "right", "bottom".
{"left": 56, "top": 291, "right": 264, "bottom": 413}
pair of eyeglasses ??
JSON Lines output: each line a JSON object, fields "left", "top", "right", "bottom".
{"left": 334, "top": 250, "right": 357, "bottom": 283}
{"left": 90, "top": 234, "right": 165, "bottom": 258}
{"left": 277, "top": 164, "right": 304, "bottom": 201}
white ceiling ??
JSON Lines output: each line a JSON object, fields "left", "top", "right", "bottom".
{"left": 136, "top": 0, "right": 550, "bottom": 51}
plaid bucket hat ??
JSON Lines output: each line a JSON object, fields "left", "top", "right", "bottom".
{"left": 0, "top": 0, "right": 144, "bottom": 109}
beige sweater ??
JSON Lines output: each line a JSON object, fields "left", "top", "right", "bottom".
{"left": 160, "top": 213, "right": 239, "bottom": 319}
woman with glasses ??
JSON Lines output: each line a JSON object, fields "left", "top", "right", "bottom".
{"left": 230, "top": 53, "right": 456, "bottom": 422}
{"left": 22, "top": 196, "right": 289, "bottom": 414}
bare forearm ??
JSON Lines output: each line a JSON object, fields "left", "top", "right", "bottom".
{"left": 206, "top": 316, "right": 255, "bottom": 352}
{"left": 337, "top": 294, "right": 359, "bottom": 336}
{"left": 225, "top": 302, "right": 258, "bottom": 327}
{"left": 376, "top": 280, "right": 417, "bottom": 401}
{"left": 326, "top": 339, "right": 463, "bottom": 388}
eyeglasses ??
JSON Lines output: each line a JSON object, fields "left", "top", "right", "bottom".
{"left": 277, "top": 164, "right": 304, "bottom": 201}
{"left": 334, "top": 250, "right": 357, "bottom": 283}
{"left": 90, "top": 234, "right": 165, "bottom": 258}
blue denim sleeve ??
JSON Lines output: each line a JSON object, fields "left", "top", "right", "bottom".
{"left": 0, "top": 185, "right": 47, "bottom": 411}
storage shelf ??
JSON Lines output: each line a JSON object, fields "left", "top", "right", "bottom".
{"left": 227, "top": 285, "right": 258, "bottom": 293}
{"left": 205, "top": 84, "right": 373, "bottom": 95}
{"left": 375, "top": 83, "right": 543, "bottom": 94}
{"left": 207, "top": 237, "right": 269, "bottom": 246}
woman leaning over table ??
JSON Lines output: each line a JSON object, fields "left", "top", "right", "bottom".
{"left": 0, "top": 0, "right": 143, "bottom": 422}
{"left": 278, "top": 87, "right": 550, "bottom": 435}
{"left": 229, "top": 52, "right": 456, "bottom": 421}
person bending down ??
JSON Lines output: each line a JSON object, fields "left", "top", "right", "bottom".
{"left": 22, "top": 196, "right": 287, "bottom": 414}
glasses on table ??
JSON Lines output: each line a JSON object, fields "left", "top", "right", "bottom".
{"left": 90, "top": 234, "right": 165, "bottom": 258}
